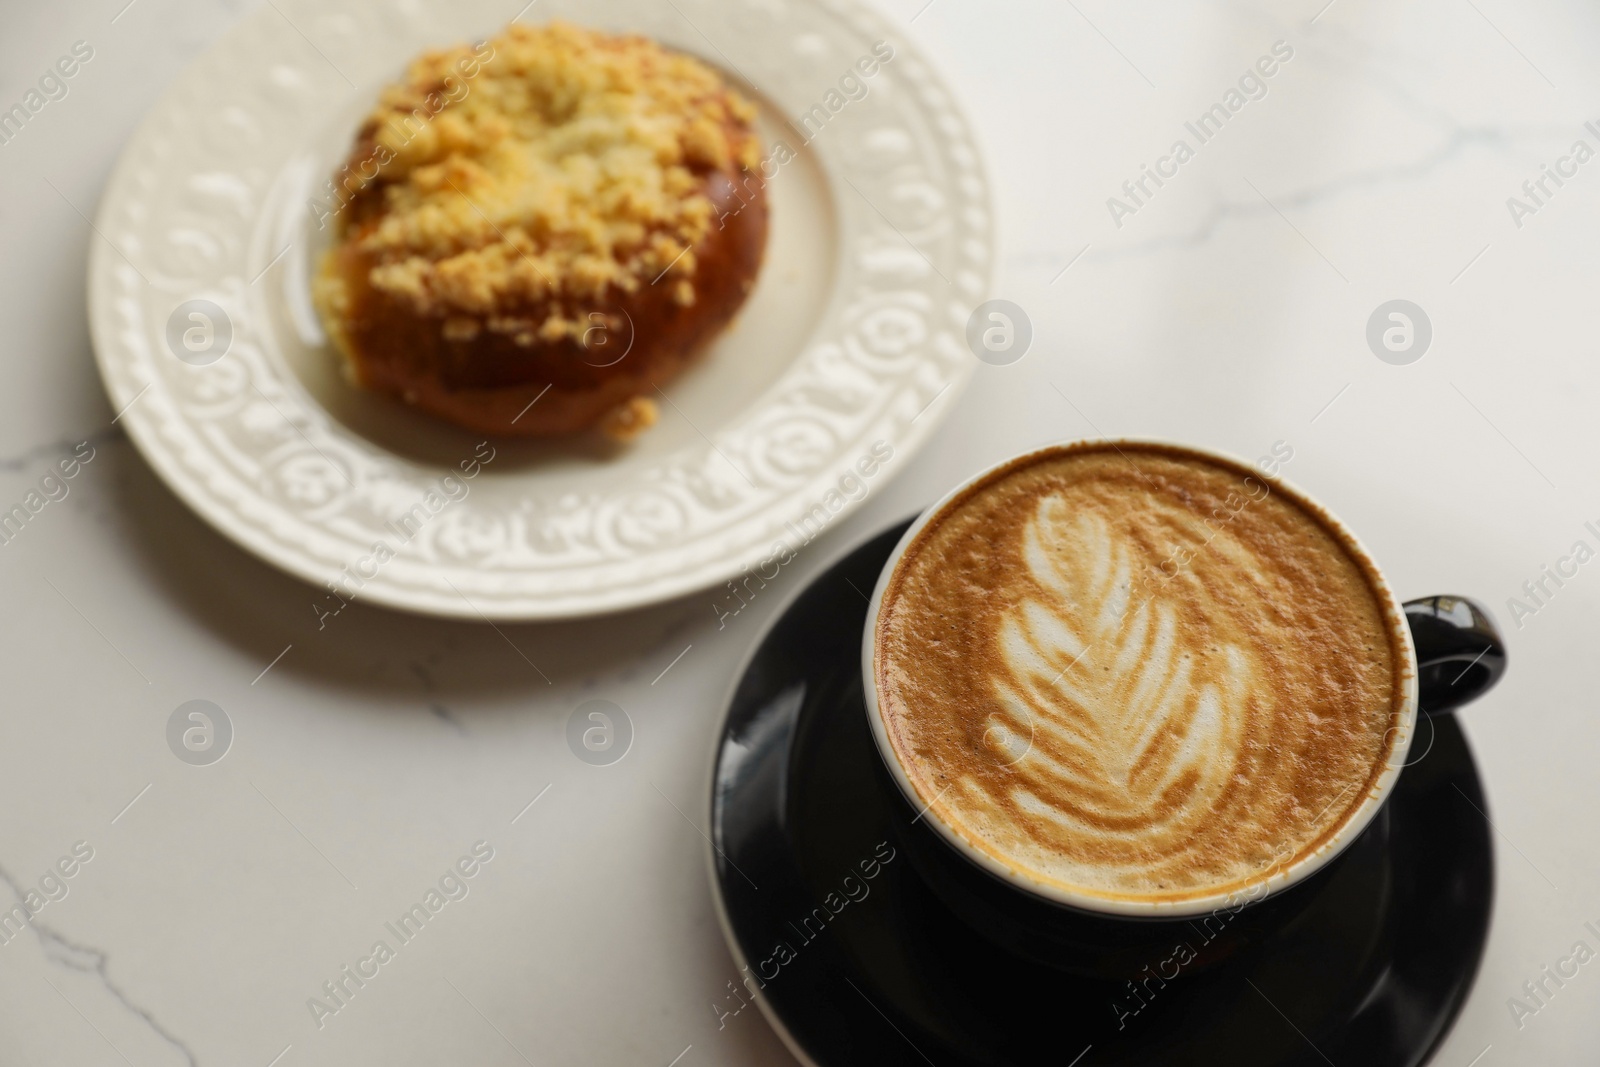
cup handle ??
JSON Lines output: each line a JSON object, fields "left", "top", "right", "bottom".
{"left": 1402, "top": 596, "right": 1507, "bottom": 715}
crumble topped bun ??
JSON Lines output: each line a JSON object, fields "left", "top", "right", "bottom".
{"left": 314, "top": 21, "right": 770, "bottom": 439}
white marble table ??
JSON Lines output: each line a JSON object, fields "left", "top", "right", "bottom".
{"left": 1, "top": 0, "right": 1597, "bottom": 1063}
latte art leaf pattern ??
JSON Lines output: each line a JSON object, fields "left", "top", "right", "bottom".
{"left": 989, "top": 502, "right": 1252, "bottom": 859}
{"left": 873, "top": 443, "right": 1407, "bottom": 904}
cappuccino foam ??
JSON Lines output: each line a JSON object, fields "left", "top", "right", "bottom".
{"left": 874, "top": 443, "right": 1409, "bottom": 904}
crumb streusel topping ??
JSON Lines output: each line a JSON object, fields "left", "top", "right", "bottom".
{"left": 341, "top": 22, "right": 761, "bottom": 334}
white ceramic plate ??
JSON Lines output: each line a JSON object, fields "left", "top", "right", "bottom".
{"left": 88, "top": 0, "right": 994, "bottom": 619}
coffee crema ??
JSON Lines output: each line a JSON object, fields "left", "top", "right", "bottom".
{"left": 873, "top": 442, "right": 1411, "bottom": 904}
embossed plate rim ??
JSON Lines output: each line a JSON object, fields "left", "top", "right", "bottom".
{"left": 86, "top": 0, "right": 995, "bottom": 619}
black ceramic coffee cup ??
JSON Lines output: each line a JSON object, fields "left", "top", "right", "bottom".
{"left": 859, "top": 441, "right": 1507, "bottom": 976}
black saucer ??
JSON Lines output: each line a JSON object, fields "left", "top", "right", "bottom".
{"left": 708, "top": 521, "right": 1493, "bottom": 1066}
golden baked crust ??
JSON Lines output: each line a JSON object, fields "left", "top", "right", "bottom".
{"left": 314, "top": 21, "right": 769, "bottom": 438}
